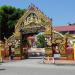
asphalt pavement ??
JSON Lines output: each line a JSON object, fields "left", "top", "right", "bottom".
{"left": 0, "top": 58, "right": 75, "bottom": 75}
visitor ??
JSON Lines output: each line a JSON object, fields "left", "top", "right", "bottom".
{"left": 9, "top": 45, "right": 14, "bottom": 60}
{"left": 52, "top": 44, "right": 60, "bottom": 63}
{"left": 11, "top": 46, "right": 15, "bottom": 60}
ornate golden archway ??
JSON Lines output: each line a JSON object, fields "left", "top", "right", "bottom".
{"left": 5, "top": 4, "right": 66, "bottom": 59}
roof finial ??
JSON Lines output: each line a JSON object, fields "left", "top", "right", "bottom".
{"left": 28, "top": 3, "right": 35, "bottom": 10}
{"left": 30, "top": 3, "right": 35, "bottom": 7}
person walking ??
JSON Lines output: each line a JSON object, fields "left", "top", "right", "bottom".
{"left": 9, "top": 45, "right": 14, "bottom": 60}
{"left": 11, "top": 46, "right": 15, "bottom": 60}
{"left": 52, "top": 44, "right": 60, "bottom": 63}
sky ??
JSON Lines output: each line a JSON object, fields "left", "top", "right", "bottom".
{"left": 0, "top": 0, "right": 75, "bottom": 26}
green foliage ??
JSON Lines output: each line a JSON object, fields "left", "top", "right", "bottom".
{"left": 0, "top": 5, "right": 25, "bottom": 40}
{"left": 36, "top": 34, "right": 45, "bottom": 48}
{"left": 22, "top": 39, "right": 29, "bottom": 46}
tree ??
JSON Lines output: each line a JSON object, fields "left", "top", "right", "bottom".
{"left": 0, "top": 5, "right": 25, "bottom": 41}
{"left": 36, "top": 34, "right": 45, "bottom": 48}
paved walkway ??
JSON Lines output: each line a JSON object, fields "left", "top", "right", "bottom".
{"left": 1, "top": 56, "right": 75, "bottom": 65}
{"left": 1, "top": 59, "right": 75, "bottom": 67}
{"left": 1, "top": 59, "right": 75, "bottom": 75}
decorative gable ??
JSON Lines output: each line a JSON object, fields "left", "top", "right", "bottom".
{"left": 15, "top": 4, "right": 52, "bottom": 32}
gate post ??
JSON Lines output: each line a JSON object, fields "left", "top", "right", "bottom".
{"left": 73, "top": 42, "right": 75, "bottom": 60}
{"left": 20, "top": 29, "right": 23, "bottom": 60}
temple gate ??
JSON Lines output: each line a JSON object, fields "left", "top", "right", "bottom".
{"left": 5, "top": 4, "right": 66, "bottom": 59}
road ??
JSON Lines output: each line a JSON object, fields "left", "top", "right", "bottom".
{"left": 0, "top": 58, "right": 75, "bottom": 75}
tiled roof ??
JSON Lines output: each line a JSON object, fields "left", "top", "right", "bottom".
{"left": 54, "top": 25, "right": 75, "bottom": 32}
